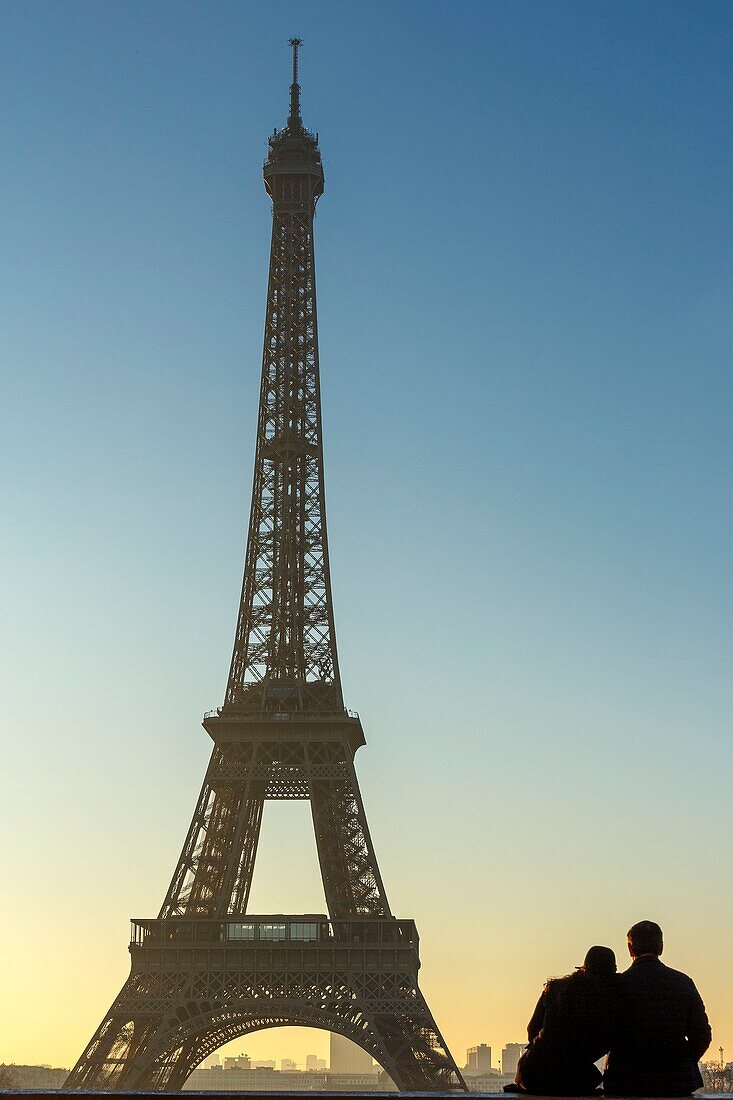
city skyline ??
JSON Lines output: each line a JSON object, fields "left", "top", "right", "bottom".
{"left": 0, "top": 1035, "right": 527, "bottom": 1079}
{"left": 2, "top": 0, "right": 732, "bottom": 1078}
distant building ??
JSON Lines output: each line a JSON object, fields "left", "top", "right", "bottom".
{"left": 306, "top": 1054, "right": 327, "bottom": 1071}
{"left": 183, "top": 1065, "right": 393, "bottom": 1091}
{"left": 501, "top": 1043, "right": 525, "bottom": 1077}
{"left": 465, "top": 1044, "right": 492, "bottom": 1073}
{"left": 0, "top": 1065, "right": 69, "bottom": 1089}
{"left": 700, "top": 1059, "right": 733, "bottom": 1093}
{"left": 251, "top": 1059, "right": 275, "bottom": 1069}
{"left": 281, "top": 1058, "right": 297, "bottom": 1072}
{"left": 330, "top": 1033, "right": 377, "bottom": 1075}
{"left": 466, "top": 1070, "right": 515, "bottom": 1093}
{"left": 225, "top": 1054, "right": 251, "bottom": 1070}
{"left": 329, "top": 1072, "right": 394, "bottom": 1091}
{"left": 186, "top": 1065, "right": 277, "bottom": 1090}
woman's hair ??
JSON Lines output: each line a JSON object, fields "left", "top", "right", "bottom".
{"left": 546, "top": 946, "right": 617, "bottom": 993}
{"left": 580, "top": 945, "right": 617, "bottom": 977}
{"left": 550, "top": 959, "right": 618, "bottom": 1027}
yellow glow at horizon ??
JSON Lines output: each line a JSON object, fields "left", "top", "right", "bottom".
{"left": 1, "top": 798, "right": 730, "bottom": 1073}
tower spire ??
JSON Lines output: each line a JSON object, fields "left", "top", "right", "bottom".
{"left": 288, "top": 37, "right": 303, "bottom": 131}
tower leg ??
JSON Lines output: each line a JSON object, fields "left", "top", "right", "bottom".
{"left": 366, "top": 994, "right": 466, "bottom": 1090}
{"left": 308, "top": 742, "right": 391, "bottom": 918}
{"left": 64, "top": 976, "right": 163, "bottom": 1089}
{"left": 158, "top": 744, "right": 266, "bottom": 918}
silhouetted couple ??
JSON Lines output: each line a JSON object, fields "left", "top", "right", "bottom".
{"left": 511, "top": 920, "right": 711, "bottom": 1096}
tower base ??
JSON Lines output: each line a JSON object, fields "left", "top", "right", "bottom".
{"left": 66, "top": 916, "right": 466, "bottom": 1092}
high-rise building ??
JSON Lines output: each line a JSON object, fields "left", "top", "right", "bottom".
{"left": 501, "top": 1044, "right": 525, "bottom": 1077}
{"left": 281, "top": 1059, "right": 297, "bottom": 1072}
{"left": 330, "top": 1034, "right": 376, "bottom": 1075}
{"left": 466, "top": 1044, "right": 492, "bottom": 1073}
{"left": 306, "top": 1055, "right": 327, "bottom": 1072}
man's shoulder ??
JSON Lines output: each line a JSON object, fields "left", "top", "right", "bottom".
{"left": 658, "top": 961, "right": 698, "bottom": 990}
{"left": 624, "top": 958, "right": 697, "bottom": 991}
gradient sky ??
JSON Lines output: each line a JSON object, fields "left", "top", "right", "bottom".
{"left": 2, "top": 0, "right": 732, "bottom": 1075}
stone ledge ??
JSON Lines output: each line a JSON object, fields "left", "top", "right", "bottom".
{"left": 1, "top": 1092, "right": 729, "bottom": 1100}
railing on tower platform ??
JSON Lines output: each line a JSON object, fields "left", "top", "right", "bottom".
{"left": 202, "top": 707, "right": 360, "bottom": 721}
{"left": 130, "top": 915, "right": 418, "bottom": 950}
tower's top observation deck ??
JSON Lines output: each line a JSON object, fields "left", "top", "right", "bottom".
{"left": 264, "top": 38, "right": 323, "bottom": 205}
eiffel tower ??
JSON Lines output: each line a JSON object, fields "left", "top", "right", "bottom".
{"left": 66, "top": 41, "right": 466, "bottom": 1094}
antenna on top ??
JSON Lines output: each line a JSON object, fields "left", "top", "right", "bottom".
{"left": 288, "top": 37, "right": 303, "bottom": 131}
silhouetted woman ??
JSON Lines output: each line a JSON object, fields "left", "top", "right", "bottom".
{"left": 514, "top": 945, "right": 619, "bottom": 1095}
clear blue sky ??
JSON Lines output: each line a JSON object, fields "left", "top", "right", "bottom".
{"left": 1, "top": 0, "right": 732, "bottom": 1070}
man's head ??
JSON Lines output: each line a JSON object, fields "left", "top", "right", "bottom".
{"left": 627, "top": 920, "right": 663, "bottom": 959}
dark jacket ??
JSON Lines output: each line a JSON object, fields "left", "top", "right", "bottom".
{"left": 516, "top": 972, "right": 620, "bottom": 1095}
{"left": 604, "top": 955, "right": 712, "bottom": 1097}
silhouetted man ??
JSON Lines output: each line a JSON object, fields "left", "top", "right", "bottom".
{"left": 604, "top": 920, "right": 711, "bottom": 1096}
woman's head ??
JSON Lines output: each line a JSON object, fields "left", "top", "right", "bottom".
{"left": 580, "top": 945, "right": 617, "bottom": 977}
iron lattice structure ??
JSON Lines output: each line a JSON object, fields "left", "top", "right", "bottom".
{"left": 66, "top": 41, "right": 465, "bottom": 1094}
